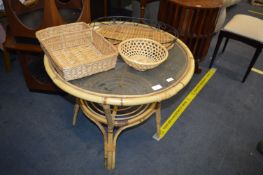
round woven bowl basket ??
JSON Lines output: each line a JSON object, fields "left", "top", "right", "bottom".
{"left": 118, "top": 38, "right": 169, "bottom": 71}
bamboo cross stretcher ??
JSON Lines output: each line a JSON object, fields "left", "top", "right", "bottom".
{"left": 73, "top": 99, "right": 161, "bottom": 170}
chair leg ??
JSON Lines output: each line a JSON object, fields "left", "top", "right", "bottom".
{"left": 140, "top": 0, "right": 146, "bottom": 18}
{"left": 257, "top": 139, "right": 263, "bottom": 155}
{"left": 222, "top": 38, "right": 229, "bottom": 53}
{"left": 209, "top": 32, "right": 225, "bottom": 68}
{"left": 3, "top": 48, "right": 11, "bottom": 72}
{"left": 242, "top": 48, "right": 262, "bottom": 83}
{"left": 104, "top": 0, "right": 108, "bottom": 16}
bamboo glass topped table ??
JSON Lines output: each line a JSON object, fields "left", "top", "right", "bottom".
{"left": 44, "top": 35, "right": 194, "bottom": 170}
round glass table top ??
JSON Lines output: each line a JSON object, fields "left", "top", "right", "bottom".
{"left": 44, "top": 39, "right": 194, "bottom": 106}
{"left": 71, "top": 42, "right": 186, "bottom": 95}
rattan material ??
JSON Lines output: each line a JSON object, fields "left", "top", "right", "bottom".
{"left": 118, "top": 38, "right": 168, "bottom": 71}
{"left": 36, "top": 22, "right": 118, "bottom": 81}
{"left": 94, "top": 22, "right": 176, "bottom": 49}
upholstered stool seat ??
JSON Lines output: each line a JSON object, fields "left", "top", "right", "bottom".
{"left": 209, "top": 14, "right": 263, "bottom": 82}
{"left": 224, "top": 15, "right": 263, "bottom": 43}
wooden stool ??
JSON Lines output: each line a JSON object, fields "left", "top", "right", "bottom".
{"left": 209, "top": 14, "right": 263, "bottom": 82}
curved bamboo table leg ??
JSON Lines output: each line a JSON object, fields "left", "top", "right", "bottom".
{"left": 102, "top": 104, "right": 116, "bottom": 169}
{"left": 72, "top": 98, "right": 80, "bottom": 126}
{"left": 78, "top": 99, "right": 160, "bottom": 170}
{"left": 155, "top": 102, "right": 161, "bottom": 138}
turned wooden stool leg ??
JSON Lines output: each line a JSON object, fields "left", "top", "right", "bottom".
{"left": 72, "top": 98, "right": 80, "bottom": 126}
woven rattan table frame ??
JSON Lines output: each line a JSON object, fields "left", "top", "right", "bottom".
{"left": 44, "top": 38, "right": 194, "bottom": 170}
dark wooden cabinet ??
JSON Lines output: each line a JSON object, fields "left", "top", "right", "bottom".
{"left": 159, "top": 0, "right": 223, "bottom": 72}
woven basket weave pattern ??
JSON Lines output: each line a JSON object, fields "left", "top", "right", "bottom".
{"left": 36, "top": 22, "right": 118, "bottom": 81}
{"left": 95, "top": 23, "right": 175, "bottom": 49}
{"left": 118, "top": 38, "right": 168, "bottom": 71}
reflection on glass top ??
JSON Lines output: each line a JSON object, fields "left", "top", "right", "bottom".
{"left": 18, "top": 9, "right": 81, "bottom": 29}
{"left": 70, "top": 42, "right": 188, "bottom": 96}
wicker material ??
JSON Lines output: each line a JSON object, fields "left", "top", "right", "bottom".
{"left": 95, "top": 22, "right": 176, "bottom": 49}
{"left": 36, "top": 22, "right": 118, "bottom": 81}
{"left": 118, "top": 38, "right": 168, "bottom": 71}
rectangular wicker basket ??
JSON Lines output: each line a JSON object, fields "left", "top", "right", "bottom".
{"left": 36, "top": 22, "right": 118, "bottom": 81}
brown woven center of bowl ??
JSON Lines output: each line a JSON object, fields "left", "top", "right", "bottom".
{"left": 129, "top": 55, "right": 154, "bottom": 64}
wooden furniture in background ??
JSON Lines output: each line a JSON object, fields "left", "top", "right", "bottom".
{"left": 103, "top": 0, "right": 108, "bottom": 16}
{"left": 2, "top": 0, "right": 91, "bottom": 92}
{"left": 139, "top": 0, "right": 159, "bottom": 18}
{"left": 159, "top": 0, "right": 223, "bottom": 72}
{"left": 140, "top": 0, "right": 146, "bottom": 18}
{"left": 114, "top": 0, "right": 157, "bottom": 18}
{"left": 0, "top": 10, "right": 10, "bottom": 72}
{"left": 0, "top": 23, "right": 11, "bottom": 72}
